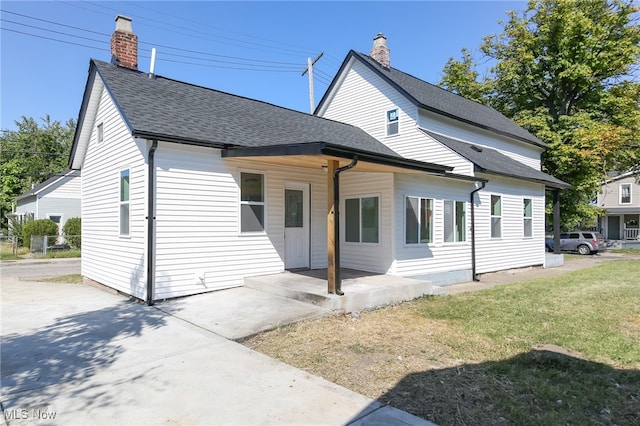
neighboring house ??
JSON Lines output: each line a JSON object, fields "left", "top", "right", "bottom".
{"left": 596, "top": 171, "right": 640, "bottom": 240}
{"left": 11, "top": 169, "right": 81, "bottom": 236}
{"left": 69, "top": 17, "right": 568, "bottom": 305}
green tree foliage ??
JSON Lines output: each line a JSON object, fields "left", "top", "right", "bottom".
{"left": 0, "top": 116, "right": 76, "bottom": 230}
{"left": 23, "top": 219, "right": 59, "bottom": 249}
{"left": 62, "top": 217, "right": 81, "bottom": 248}
{"left": 439, "top": 0, "right": 640, "bottom": 230}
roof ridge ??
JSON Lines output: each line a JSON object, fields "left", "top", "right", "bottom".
{"left": 91, "top": 58, "right": 366, "bottom": 133}
{"left": 354, "top": 51, "right": 497, "bottom": 114}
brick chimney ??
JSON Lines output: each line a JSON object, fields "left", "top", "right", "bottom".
{"left": 370, "top": 33, "right": 390, "bottom": 68}
{"left": 111, "top": 15, "right": 138, "bottom": 70}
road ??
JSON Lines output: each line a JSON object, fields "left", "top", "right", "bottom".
{"left": 0, "top": 258, "right": 81, "bottom": 281}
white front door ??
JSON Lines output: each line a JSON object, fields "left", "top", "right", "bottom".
{"left": 284, "top": 182, "right": 310, "bottom": 269}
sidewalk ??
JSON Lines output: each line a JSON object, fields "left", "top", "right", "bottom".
{"left": 443, "top": 252, "right": 631, "bottom": 295}
{"left": 1, "top": 275, "right": 433, "bottom": 426}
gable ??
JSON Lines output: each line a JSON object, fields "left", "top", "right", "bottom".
{"left": 317, "top": 51, "right": 546, "bottom": 149}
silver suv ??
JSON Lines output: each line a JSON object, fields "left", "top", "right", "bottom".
{"left": 545, "top": 231, "right": 607, "bottom": 255}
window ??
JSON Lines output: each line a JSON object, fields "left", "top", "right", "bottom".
{"left": 240, "top": 172, "right": 265, "bottom": 233}
{"left": 620, "top": 183, "right": 631, "bottom": 204}
{"left": 97, "top": 123, "right": 104, "bottom": 144}
{"left": 345, "top": 196, "right": 379, "bottom": 243}
{"left": 386, "top": 108, "right": 399, "bottom": 136}
{"left": 491, "top": 195, "right": 502, "bottom": 238}
{"left": 444, "top": 200, "right": 466, "bottom": 242}
{"left": 523, "top": 198, "right": 533, "bottom": 238}
{"left": 119, "top": 169, "right": 130, "bottom": 236}
{"left": 405, "top": 196, "right": 433, "bottom": 244}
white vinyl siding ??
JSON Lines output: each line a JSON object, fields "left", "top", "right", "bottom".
{"left": 340, "top": 173, "right": 394, "bottom": 274}
{"left": 474, "top": 176, "right": 546, "bottom": 273}
{"left": 392, "top": 175, "right": 472, "bottom": 277}
{"left": 81, "top": 85, "right": 148, "bottom": 299}
{"left": 153, "top": 144, "right": 331, "bottom": 299}
{"left": 418, "top": 109, "right": 543, "bottom": 169}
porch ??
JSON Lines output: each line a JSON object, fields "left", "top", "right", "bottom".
{"left": 244, "top": 268, "right": 443, "bottom": 314}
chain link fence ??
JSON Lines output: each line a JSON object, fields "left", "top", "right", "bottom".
{"left": 29, "top": 235, "right": 81, "bottom": 255}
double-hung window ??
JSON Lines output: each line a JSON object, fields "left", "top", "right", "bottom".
{"left": 620, "top": 183, "right": 631, "bottom": 204}
{"left": 240, "top": 172, "right": 265, "bottom": 233}
{"left": 491, "top": 195, "right": 502, "bottom": 238}
{"left": 386, "top": 108, "right": 399, "bottom": 136}
{"left": 444, "top": 200, "right": 466, "bottom": 242}
{"left": 523, "top": 198, "right": 533, "bottom": 237}
{"left": 119, "top": 169, "right": 130, "bottom": 236}
{"left": 405, "top": 196, "right": 433, "bottom": 244}
{"left": 345, "top": 196, "right": 379, "bottom": 243}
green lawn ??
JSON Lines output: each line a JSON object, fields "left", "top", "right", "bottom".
{"left": 246, "top": 258, "right": 640, "bottom": 425}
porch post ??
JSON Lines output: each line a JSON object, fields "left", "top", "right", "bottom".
{"left": 553, "top": 189, "right": 561, "bottom": 254}
{"left": 327, "top": 160, "right": 339, "bottom": 294}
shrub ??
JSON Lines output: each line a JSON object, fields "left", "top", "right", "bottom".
{"left": 23, "top": 219, "right": 59, "bottom": 249}
{"left": 8, "top": 213, "right": 34, "bottom": 246}
{"left": 63, "top": 217, "right": 81, "bottom": 248}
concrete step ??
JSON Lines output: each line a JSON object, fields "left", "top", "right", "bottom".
{"left": 244, "top": 270, "right": 437, "bottom": 313}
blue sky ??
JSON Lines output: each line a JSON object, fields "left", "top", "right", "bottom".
{"left": 1, "top": 1, "right": 525, "bottom": 131}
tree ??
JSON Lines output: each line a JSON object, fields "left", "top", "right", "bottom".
{"left": 439, "top": 0, "right": 640, "bottom": 230}
{"left": 0, "top": 116, "right": 76, "bottom": 230}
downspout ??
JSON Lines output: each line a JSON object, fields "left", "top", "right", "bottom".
{"left": 470, "top": 181, "right": 486, "bottom": 281}
{"left": 332, "top": 156, "right": 358, "bottom": 296}
{"left": 146, "top": 140, "right": 158, "bottom": 306}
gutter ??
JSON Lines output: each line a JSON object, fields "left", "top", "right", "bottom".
{"left": 470, "top": 181, "right": 486, "bottom": 281}
{"left": 146, "top": 140, "right": 158, "bottom": 305}
{"left": 332, "top": 156, "right": 358, "bottom": 296}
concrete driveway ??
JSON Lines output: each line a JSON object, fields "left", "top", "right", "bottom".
{"left": 0, "top": 274, "right": 432, "bottom": 425}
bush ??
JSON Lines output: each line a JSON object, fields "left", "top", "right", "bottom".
{"left": 23, "top": 219, "right": 59, "bottom": 249}
{"left": 63, "top": 217, "right": 81, "bottom": 248}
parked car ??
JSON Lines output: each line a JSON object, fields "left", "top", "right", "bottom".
{"left": 545, "top": 231, "right": 607, "bottom": 255}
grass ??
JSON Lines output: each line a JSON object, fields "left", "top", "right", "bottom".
{"left": 611, "top": 248, "right": 640, "bottom": 255}
{"left": 34, "top": 274, "right": 83, "bottom": 284}
{"left": 244, "top": 259, "right": 640, "bottom": 425}
{"left": 33, "top": 249, "right": 81, "bottom": 259}
{"left": 0, "top": 243, "right": 29, "bottom": 260}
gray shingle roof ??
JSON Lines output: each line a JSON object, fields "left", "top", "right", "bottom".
{"left": 92, "top": 60, "right": 403, "bottom": 158}
{"left": 343, "top": 52, "right": 546, "bottom": 148}
{"left": 421, "top": 130, "right": 570, "bottom": 189}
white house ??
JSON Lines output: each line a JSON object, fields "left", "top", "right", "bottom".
{"left": 69, "top": 17, "right": 568, "bottom": 305}
{"left": 597, "top": 171, "right": 640, "bottom": 241}
{"left": 11, "top": 169, "right": 81, "bottom": 235}
{"left": 316, "top": 34, "right": 569, "bottom": 283}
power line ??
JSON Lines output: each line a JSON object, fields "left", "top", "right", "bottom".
{"left": 2, "top": 10, "right": 309, "bottom": 71}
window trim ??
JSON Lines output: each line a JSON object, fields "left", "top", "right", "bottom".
{"left": 405, "top": 195, "right": 434, "bottom": 245}
{"left": 385, "top": 108, "right": 399, "bottom": 136}
{"left": 97, "top": 122, "right": 104, "bottom": 144}
{"left": 620, "top": 183, "right": 632, "bottom": 205}
{"left": 443, "top": 199, "right": 467, "bottom": 243}
{"left": 490, "top": 194, "right": 502, "bottom": 239}
{"left": 344, "top": 193, "right": 381, "bottom": 244}
{"left": 119, "top": 168, "right": 130, "bottom": 237}
{"left": 239, "top": 169, "right": 267, "bottom": 235}
{"left": 523, "top": 198, "right": 533, "bottom": 238}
